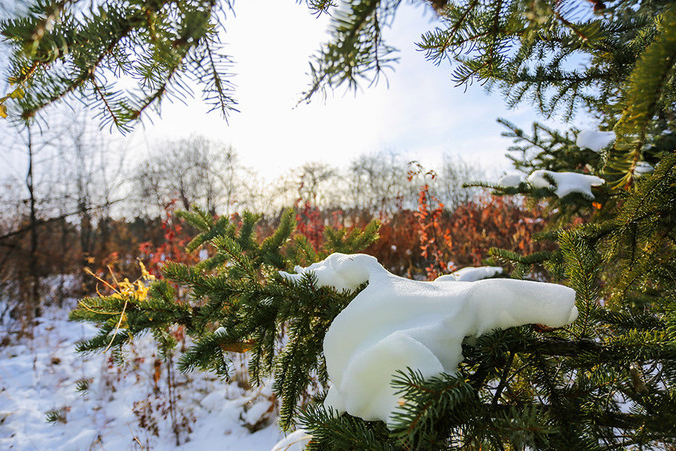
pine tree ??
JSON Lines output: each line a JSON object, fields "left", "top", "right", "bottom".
{"left": 7, "top": 0, "right": 676, "bottom": 449}
{"left": 0, "top": 0, "right": 237, "bottom": 130}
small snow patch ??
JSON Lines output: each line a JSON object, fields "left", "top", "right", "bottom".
{"left": 243, "top": 398, "right": 275, "bottom": 431}
{"left": 0, "top": 304, "right": 286, "bottom": 451}
{"left": 576, "top": 130, "right": 615, "bottom": 151}
{"left": 201, "top": 390, "right": 228, "bottom": 411}
{"left": 270, "top": 429, "right": 312, "bottom": 451}
{"left": 436, "top": 266, "right": 503, "bottom": 282}
{"left": 214, "top": 326, "right": 227, "bottom": 336}
{"left": 57, "top": 428, "right": 98, "bottom": 451}
{"left": 634, "top": 161, "right": 654, "bottom": 177}
{"left": 497, "top": 173, "right": 525, "bottom": 188}
{"left": 280, "top": 254, "right": 374, "bottom": 292}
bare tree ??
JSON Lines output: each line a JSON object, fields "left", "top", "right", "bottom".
{"left": 0, "top": 108, "right": 128, "bottom": 327}
{"left": 344, "top": 151, "right": 418, "bottom": 215}
{"left": 434, "top": 154, "right": 487, "bottom": 211}
{"left": 54, "top": 113, "right": 127, "bottom": 279}
{"left": 26, "top": 126, "right": 39, "bottom": 317}
{"left": 135, "top": 135, "right": 241, "bottom": 216}
{"left": 237, "top": 169, "right": 272, "bottom": 215}
{"left": 273, "top": 162, "right": 339, "bottom": 210}
{"left": 267, "top": 151, "right": 486, "bottom": 216}
{"left": 0, "top": 117, "right": 69, "bottom": 328}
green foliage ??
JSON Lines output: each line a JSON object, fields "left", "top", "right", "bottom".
{"left": 558, "top": 229, "right": 601, "bottom": 337}
{"left": 307, "top": 0, "right": 676, "bottom": 185}
{"left": 302, "top": 0, "right": 400, "bottom": 102}
{"left": 498, "top": 119, "right": 602, "bottom": 175}
{"left": 301, "top": 405, "right": 392, "bottom": 451}
{"left": 415, "top": 1, "right": 658, "bottom": 119}
{"left": 611, "top": 7, "right": 676, "bottom": 187}
{"left": 489, "top": 247, "right": 562, "bottom": 280}
{"left": 468, "top": 119, "right": 612, "bottom": 227}
{"left": 587, "top": 152, "right": 676, "bottom": 309}
{"left": 70, "top": 207, "right": 380, "bottom": 430}
{"left": 1, "top": 0, "right": 237, "bottom": 130}
{"left": 389, "top": 370, "right": 478, "bottom": 448}
{"left": 45, "top": 407, "right": 68, "bottom": 424}
{"left": 480, "top": 143, "right": 676, "bottom": 448}
{"left": 75, "top": 377, "right": 91, "bottom": 395}
{"left": 478, "top": 150, "right": 676, "bottom": 449}
{"left": 21, "top": 0, "right": 676, "bottom": 448}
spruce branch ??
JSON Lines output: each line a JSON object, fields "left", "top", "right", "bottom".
{"left": 610, "top": 6, "right": 676, "bottom": 188}
{"left": 1, "top": 0, "right": 236, "bottom": 129}
{"left": 301, "top": 0, "right": 400, "bottom": 102}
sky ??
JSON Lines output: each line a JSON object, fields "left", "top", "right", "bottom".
{"left": 135, "top": 0, "right": 590, "bottom": 181}
{"left": 0, "top": 0, "right": 595, "bottom": 184}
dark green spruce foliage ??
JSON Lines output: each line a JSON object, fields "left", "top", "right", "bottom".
{"left": 480, "top": 163, "right": 676, "bottom": 448}
{"left": 1, "top": 0, "right": 237, "bottom": 130}
{"left": 70, "top": 208, "right": 379, "bottom": 428}
{"left": 300, "top": 1, "right": 676, "bottom": 448}
{"left": 15, "top": 0, "right": 676, "bottom": 449}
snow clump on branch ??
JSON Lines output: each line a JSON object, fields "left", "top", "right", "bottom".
{"left": 527, "top": 170, "right": 605, "bottom": 199}
{"left": 270, "top": 429, "right": 312, "bottom": 451}
{"left": 280, "top": 253, "right": 578, "bottom": 426}
{"left": 436, "top": 266, "right": 503, "bottom": 282}
{"left": 634, "top": 161, "right": 654, "bottom": 177}
{"left": 576, "top": 130, "right": 616, "bottom": 151}
{"left": 497, "top": 173, "right": 525, "bottom": 187}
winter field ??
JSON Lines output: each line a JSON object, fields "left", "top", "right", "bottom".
{"left": 0, "top": 300, "right": 295, "bottom": 451}
{"left": 0, "top": 163, "right": 601, "bottom": 450}
{"left": 0, "top": 140, "right": 553, "bottom": 451}
{"left": 0, "top": 256, "right": 579, "bottom": 451}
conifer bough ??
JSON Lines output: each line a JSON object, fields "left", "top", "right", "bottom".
{"left": 1, "top": 0, "right": 238, "bottom": 130}
{"left": 4, "top": 0, "right": 676, "bottom": 155}
{"left": 71, "top": 200, "right": 676, "bottom": 449}
{"left": 22, "top": 0, "right": 676, "bottom": 448}
{"left": 280, "top": 253, "right": 578, "bottom": 426}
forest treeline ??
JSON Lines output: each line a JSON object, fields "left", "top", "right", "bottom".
{"left": 0, "top": 121, "right": 550, "bottom": 330}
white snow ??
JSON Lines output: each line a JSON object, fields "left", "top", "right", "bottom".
{"left": 215, "top": 326, "right": 227, "bottom": 336}
{"left": 0, "top": 303, "right": 286, "bottom": 450}
{"left": 270, "top": 429, "right": 312, "bottom": 451}
{"left": 243, "top": 397, "right": 276, "bottom": 430}
{"left": 497, "top": 173, "right": 525, "bottom": 188}
{"left": 436, "top": 266, "right": 503, "bottom": 282}
{"left": 576, "top": 130, "right": 615, "bottom": 151}
{"left": 199, "top": 249, "right": 209, "bottom": 261}
{"left": 282, "top": 253, "right": 578, "bottom": 426}
{"left": 634, "top": 161, "right": 654, "bottom": 177}
{"left": 281, "top": 257, "right": 371, "bottom": 292}
{"left": 527, "top": 170, "right": 605, "bottom": 199}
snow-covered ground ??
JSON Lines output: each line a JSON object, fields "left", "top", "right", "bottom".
{"left": 0, "top": 302, "right": 288, "bottom": 451}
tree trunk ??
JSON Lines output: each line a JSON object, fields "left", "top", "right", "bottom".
{"left": 26, "top": 126, "right": 41, "bottom": 323}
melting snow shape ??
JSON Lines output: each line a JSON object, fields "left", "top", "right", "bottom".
{"left": 635, "top": 161, "right": 654, "bottom": 177}
{"left": 576, "top": 130, "right": 616, "bottom": 151}
{"left": 270, "top": 429, "right": 312, "bottom": 451}
{"left": 280, "top": 255, "right": 372, "bottom": 292}
{"left": 527, "top": 170, "right": 605, "bottom": 199}
{"left": 436, "top": 266, "right": 503, "bottom": 282}
{"left": 281, "top": 253, "right": 578, "bottom": 426}
{"left": 497, "top": 173, "right": 525, "bottom": 187}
